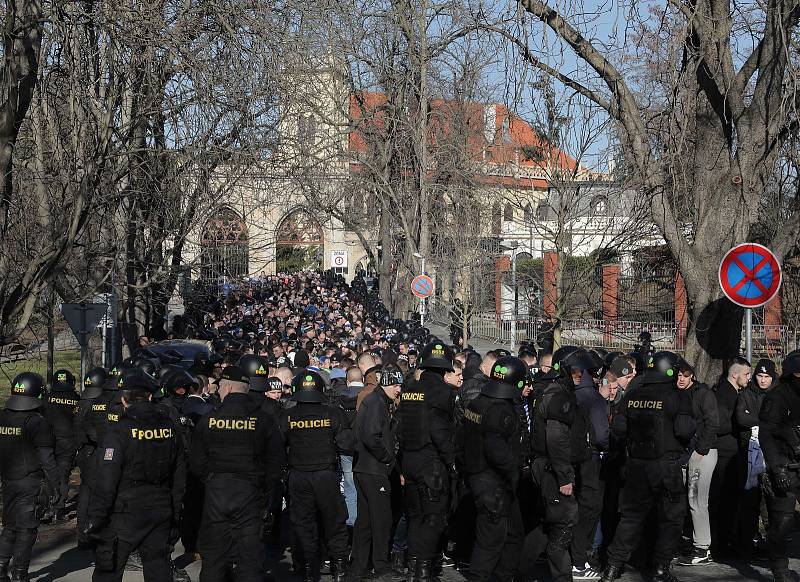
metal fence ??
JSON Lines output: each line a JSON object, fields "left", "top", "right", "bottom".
{"left": 429, "top": 306, "right": 798, "bottom": 358}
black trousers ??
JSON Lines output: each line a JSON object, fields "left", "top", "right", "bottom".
{"left": 77, "top": 446, "right": 96, "bottom": 541}
{"left": 466, "top": 472, "right": 522, "bottom": 582}
{"left": 403, "top": 457, "right": 449, "bottom": 562}
{"left": 180, "top": 473, "right": 205, "bottom": 554}
{"left": 53, "top": 438, "right": 75, "bottom": 512}
{"left": 350, "top": 472, "right": 392, "bottom": 577}
{"left": 530, "top": 459, "right": 578, "bottom": 582}
{"left": 198, "top": 474, "right": 267, "bottom": 582}
{"left": 606, "top": 458, "right": 686, "bottom": 567}
{"left": 92, "top": 503, "right": 173, "bottom": 582}
{"left": 764, "top": 473, "right": 800, "bottom": 571}
{"left": 572, "top": 458, "right": 603, "bottom": 567}
{"left": 709, "top": 450, "right": 741, "bottom": 554}
{"left": 0, "top": 474, "right": 42, "bottom": 570}
{"left": 288, "top": 469, "right": 349, "bottom": 569}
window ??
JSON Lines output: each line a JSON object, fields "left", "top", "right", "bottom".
{"left": 590, "top": 195, "right": 608, "bottom": 216}
{"left": 504, "top": 202, "right": 514, "bottom": 222}
{"left": 298, "top": 115, "right": 316, "bottom": 149}
{"left": 536, "top": 203, "right": 554, "bottom": 221}
{"left": 200, "top": 207, "right": 249, "bottom": 280}
{"left": 524, "top": 203, "right": 533, "bottom": 224}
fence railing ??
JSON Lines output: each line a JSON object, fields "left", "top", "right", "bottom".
{"left": 429, "top": 306, "right": 798, "bottom": 357}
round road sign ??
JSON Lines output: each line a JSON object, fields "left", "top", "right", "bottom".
{"left": 411, "top": 275, "right": 434, "bottom": 299}
{"left": 718, "top": 243, "right": 782, "bottom": 308}
{"left": 333, "top": 255, "right": 344, "bottom": 266}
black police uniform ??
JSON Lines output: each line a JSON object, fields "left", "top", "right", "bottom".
{"left": 41, "top": 370, "right": 80, "bottom": 518}
{"left": 0, "top": 374, "right": 60, "bottom": 581}
{"left": 399, "top": 343, "right": 457, "bottom": 578}
{"left": 603, "top": 353, "right": 694, "bottom": 582}
{"left": 75, "top": 372, "right": 124, "bottom": 543}
{"left": 462, "top": 357, "right": 525, "bottom": 582}
{"left": 190, "top": 373, "right": 285, "bottom": 582}
{"left": 87, "top": 396, "right": 185, "bottom": 582}
{"left": 279, "top": 372, "right": 353, "bottom": 581}
{"left": 74, "top": 368, "right": 107, "bottom": 542}
{"left": 757, "top": 351, "right": 800, "bottom": 579}
{"left": 529, "top": 373, "right": 581, "bottom": 582}
{"left": 350, "top": 383, "right": 398, "bottom": 581}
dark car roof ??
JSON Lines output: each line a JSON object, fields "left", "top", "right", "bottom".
{"left": 149, "top": 340, "right": 212, "bottom": 369}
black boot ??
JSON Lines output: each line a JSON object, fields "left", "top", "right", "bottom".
{"left": 772, "top": 569, "right": 800, "bottom": 582}
{"left": 601, "top": 563, "right": 623, "bottom": 582}
{"left": 331, "top": 558, "right": 348, "bottom": 582}
{"left": 414, "top": 560, "right": 440, "bottom": 582}
{"left": 8, "top": 569, "right": 28, "bottom": 582}
{"left": 0, "top": 560, "right": 8, "bottom": 582}
{"left": 391, "top": 550, "right": 406, "bottom": 575}
{"left": 405, "top": 556, "right": 418, "bottom": 582}
{"left": 652, "top": 563, "right": 680, "bottom": 582}
{"left": 303, "top": 564, "right": 315, "bottom": 582}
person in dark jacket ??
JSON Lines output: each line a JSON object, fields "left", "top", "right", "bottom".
{"left": 734, "top": 358, "right": 776, "bottom": 556}
{"left": 709, "top": 357, "right": 751, "bottom": 559}
{"left": 455, "top": 351, "right": 496, "bottom": 425}
{"left": 676, "top": 361, "right": 719, "bottom": 566}
{"left": 41, "top": 369, "right": 80, "bottom": 521}
{"left": 348, "top": 365, "right": 401, "bottom": 582}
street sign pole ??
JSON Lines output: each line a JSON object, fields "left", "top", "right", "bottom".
{"left": 746, "top": 308, "right": 753, "bottom": 363}
{"left": 420, "top": 258, "right": 426, "bottom": 327}
{"left": 61, "top": 302, "right": 108, "bottom": 385}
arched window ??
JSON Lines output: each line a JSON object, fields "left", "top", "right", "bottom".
{"left": 200, "top": 206, "right": 249, "bottom": 280}
{"left": 491, "top": 203, "right": 502, "bottom": 235}
{"left": 504, "top": 202, "right": 514, "bottom": 222}
{"left": 590, "top": 195, "right": 609, "bottom": 216}
{"left": 275, "top": 208, "right": 324, "bottom": 272}
{"left": 516, "top": 251, "right": 533, "bottom": 261}
{"left": 524, "top": 203, "right": 534, "bottom": 224}
{"left": 536, "top": 202, "right": 554, "bottom": 221}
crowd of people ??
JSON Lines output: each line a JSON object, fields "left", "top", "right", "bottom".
{"left": 0, "top": 270, "right": 799, "bottom": 582}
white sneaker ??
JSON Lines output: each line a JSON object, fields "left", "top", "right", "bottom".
{"left": 573, "top": 564, "right": 602, "bottom": 580}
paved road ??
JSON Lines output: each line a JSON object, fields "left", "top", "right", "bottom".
{"left": 28, "top": 500, "right": 798, "bottom": 581}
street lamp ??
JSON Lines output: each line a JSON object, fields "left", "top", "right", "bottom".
{"left": 413, "top": 252, "right": 426, "bottom": 326}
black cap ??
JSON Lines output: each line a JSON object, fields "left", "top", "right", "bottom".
{"left": 220, "top": 366, "right": 250, "bottom": 384}
{"left": 293, "top": 349, "right": 311, "bottom": 369}
{"left": 52, "top": 369, "right": 76, "bottom": 392}
{"left": 754, "top": 358, "right": 777, "bottom": 379}
{"left": 380, "top": 369, "right": 404, "bottom": 387}
{"left": 609, "top": 357, "right": 633, "bottom": 378}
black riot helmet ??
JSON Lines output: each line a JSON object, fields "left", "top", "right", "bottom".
{"left": 7, "top": 373, "right": 46, "bottom": 411}
{"left": 160, "top": 369, "right": 199, "bottom": 396}
{"left": 481, "top": 356, "right": 528, "bottom": 400}
{"left": 238, "top": 354, "right": 270, "bottom": 379}
{"left": 251, "top": 376, "right": 282, "bottom": 394}
{"left": 290, "top": 370, "right": 326, "bottom": 403}
{"left": 82, "top": 367, "right": 108, "bottom": 400}
{"left": 117, "top": 368, "right": 159, "bottom": 394}
{"left": 418, "top": 341, "right": 455, "bottom": 372}
{"left": 781, "top": 349, "right": 800, "bottom": 379}
{"left": 643, "top": 351, "right": 681, "bottom": 384}
{"left": 52, "top": 369, "right": 76, "bottom": 392}
{"left": 550, "top": 345, "right": 579, "bottom": 376}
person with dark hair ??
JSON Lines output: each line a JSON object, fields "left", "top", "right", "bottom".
{"left": 85, "top": 373, "right": 185, "bottom": 582}
{"left": 710, "top": 357, "right": 751, "bottom": 558}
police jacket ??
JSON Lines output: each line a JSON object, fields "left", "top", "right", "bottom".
{"left": 162, "top": 395, "right": 194, "bottom": 454}
{"left": 685, "top": 381, "right": 719, "bottom": 455}
{"left": 42, "top": 388, "right": 80, "bottom": 458}
{"left": 353, "top": 388, "right": 396, "bottom": 476}
{"left": 400, "top": 371, "right": 456, "bottom": 466}
{"left": 183, "top": 394, "right": 213, "bottom": 426}
{"left": 713, "top": 379, "right": 740, "bottom": 457}
{"left": 758, "top": 375, "right": 800, "bottom": 468}
{"left": 0, "top": 408, "right": 59, "bottom": 488}
{"left": 611, "top": 379, "right": 694, "bottom": 460}
{"left": 515, "top": 399, "right": 532, "bottom": 466}
{"left": 532, "top": 377, "right": 594, "bottom": 486}
{"left": 279, "top": 403, "right": 353, "bottom": 471}
{"left": 88, "top": 401, "right": 185, "bottom": 525}
{"left": 190, "top": 392, "right": 285, "bottom": 492}
{"left": 736, "top": 382, "right": 769, "bottom": 444}
{"left": 463, "top": 395, "right": 520, "bottom": 488}
{"left": 456, "top": 372, "right": 487, "bottom": 424}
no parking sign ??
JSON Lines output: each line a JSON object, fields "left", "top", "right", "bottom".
{"left": 331, "top": 250, "right": 348, "bottom": 269}
{"left": 718, "top": 243, "right": 782, "bottom": 308}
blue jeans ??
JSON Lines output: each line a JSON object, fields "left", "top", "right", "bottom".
{"left": 340, "top": 455, "right": 357, "bottom": 526}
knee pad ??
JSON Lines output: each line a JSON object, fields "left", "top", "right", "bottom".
{"left": 546, "top": 528, "right": 572, "bottom": 551}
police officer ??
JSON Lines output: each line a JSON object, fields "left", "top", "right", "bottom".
{"left": 279, "top": 370, "right": 353, "bottom": 582}
{"left": 240, "top": 354, "right": 281, "bottom": 417}
{"left": 42, "top": 369, "right": 80, "bottom": 521}
{"left": 758, "top": 349, "right": 800, "bottom": 581}
{"left": 0, "top": 373, "right": 60, "bottom": 582}
{"left": 462, "top": 356, "right": 526, "bottom": 581}
{"left": 601, "top": 351, "right": 694, "bottom": 582}
{"left": 74, "top": 366, "right": 109, "bottom": 546}
{"left": 528, "top": 347, "right": 595, "bottom": 582}
{"left": 83, "top": 371, "right": 185, "bottom": 582}
{"left": 190, "top": 365, "right": 286, "bottom": 581}
{"left": 399, "top": 341, "right": 458, "bottom": 581}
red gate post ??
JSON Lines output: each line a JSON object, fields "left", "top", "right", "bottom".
{"left": 765, "top": 292, "right": 783, "bottom": 343}
{"left": 675, "top": 272, "right": 688, "bottom": 351}
{"left": 602, "top": 264, "right": 621, "bottom": 345}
